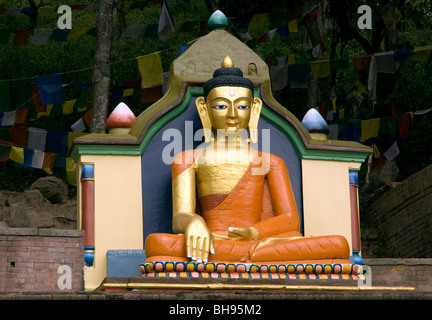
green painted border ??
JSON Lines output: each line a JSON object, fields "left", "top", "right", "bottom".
{"left": 72, "top": 86, "right": 370, "bottom": 163}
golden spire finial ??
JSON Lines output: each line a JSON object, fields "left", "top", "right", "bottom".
{"left": 222, "top": 55, "right": 234, "bottom": 68}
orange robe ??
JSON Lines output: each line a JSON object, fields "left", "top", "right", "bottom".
{"left": 145, "top": 151, "right": 350, "bottom": 265}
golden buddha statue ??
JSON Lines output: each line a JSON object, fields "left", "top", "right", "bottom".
{"left": 144, "top": 56, "right": 350, "bottom": 265}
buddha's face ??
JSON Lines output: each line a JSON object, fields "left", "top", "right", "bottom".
{"left": 196, "top": 85, "right": 262, "bottom": 144}
{"left": 205, "top": 86, "right": 253, "bottom": 133}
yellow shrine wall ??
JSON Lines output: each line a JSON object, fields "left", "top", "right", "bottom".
{"left": 77, "top": 154, "right": 143, "bottom": 291}
{"left": 301, "top": 159, "right": 362, "bottom": 253}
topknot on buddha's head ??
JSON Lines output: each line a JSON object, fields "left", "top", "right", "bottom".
{"left": 203, "top": 56, "right": 254, "bottom": 100}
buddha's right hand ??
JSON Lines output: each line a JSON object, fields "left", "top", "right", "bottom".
{"left": 185, "top": 215, "right": 215, "bottom": 263}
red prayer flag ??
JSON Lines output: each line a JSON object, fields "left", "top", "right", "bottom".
{"left": 14, "top": 109, "right": 28, "bottom": 124}
{"left": 30, "top": 86, "right": 47, "bottom": 112}
{"left": 13, "top": 29, "right": 31, "bottom": 46}
{"left": 8, "top": 126, "right": 28, "bottom": 147}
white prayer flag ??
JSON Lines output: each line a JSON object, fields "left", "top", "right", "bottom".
{"left": 71, "top": 117, "right": 86, "bottom": 133}
{"left": 31, "top": 150, "right": 45, "bottom": 169}
{"left": 27, "top": 128, "right": 47, "bottom": 151}
{"left": 158, "top": 0, "right": 174, "bottom": 41}
{"left": 1, "top": 111, "right": 15, "bottom": 126}
{"left": 384, "top": 141, "right": 400, "bottom": 161}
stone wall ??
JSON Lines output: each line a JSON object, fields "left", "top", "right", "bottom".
{"left": 0, "top": 228, "right": 83, "bottom": 292}
{"left": 363, "top": 164, "right": 432, "bottom": 258}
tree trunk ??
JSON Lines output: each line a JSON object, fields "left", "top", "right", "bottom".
{"left": 90, "top": 0, "right": 114, "bottom": 134}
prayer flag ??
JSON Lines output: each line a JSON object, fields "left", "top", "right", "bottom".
{"left": 268, "top": 28, "right": 277, "bottom": 41}
{"left": 384, "top": 142, "right": 400, "bottom": 161}
{"left": 67, "top": 28, "right": 89, "bottom": 41}
{"left": 373, "top": 144, "right": 380, "bottom": 158}
{"left": 158, "top": 0, "right": 174, "bottom": 41}
{"left": 0, "top": 81, "right": 11, "bottom": 112}
{"left": 270, "top": 65, "right": 288, "bottom": 91}
{"left": 178, "top": 43, "right": 187, "bottom": 56}
{"left": 83, "top": 109, "right": 92, "bottom": 127}
{"left": 0, "top": 142, "right": 11, "bottom": 162}
{"left": 10, "top": 146, "right": 24, "bottom": 164}
{"left": 9, "top": 125, "right": 28, "bottom": 146}
{"left": 310, "top": 60, "right": 330, "bottom": 78}
{"left": 35, "top": 73, "right": 65, "bottom": 105}
{"left": 62, "top": 99, "right": 76, "bottom": 115}
{"left": 249, "top": 13, "right": 268, "bottom": 31}
{"left": 287, "top": 63, "right": 307, "bottom": 84}
{"left": 30, "top": 86, "right": 46, "bottom": 112}
{"left": 123, "top": 24, "right": 145, "bottom": 39}
{"left": 47, "top": 130, "right": 68, "bottom": 154}
{"left": 341, "top": 121, "right": 361, "bottom": 142}
{"left": 14, "top": 109, "right": 27, "bottom": 124}
{"left": 66, "top": 157, "right": 77, "bottom": 186}
{"left": 37, "top": 104, "right": 53, "bottom": 119}
{"left": 31, "top": 29, "right": 52, "bottom": 45}
{"left": 71, "top": 117, "right": 86, "bottom": 133}
{"left": 374, "top": 51, "right": 395, "bottom": 74}
{"left": 1, "top": 111, "right": 15, "bottom": 126}
{"left": 287, "top": 19, "right": 298, "bottom": 33}
{"left": 361, "top": 118, "right": 380, "bottom": 142}
{"left": 42, "top": 152, "right": 56, "bottom": 170}
{"left": 412, "top": 45, "right": 432, "bottom": 62}
{"left": 393, "top": 48, "right": 413, "bottom": 64}
{"left": 13, "top": 29, "right": 31, "bottom": 46}
{"left": 137, "top": 53, "right": 163, "bottom": 89}
{"left": 328, "top": 124, "right": 338, "bottom": 140}
{"left": 50, "top": 29, "right": 71, "bottom": 42}
{"left": 351, "top": 54, "right": 372, "bottom": 71}
{"left": 398, "top": 114, "right": 410, "bottom": 139}
{"left": 123, "top": 88, "right": 134, "bottom": 97}
{"left": 277, "top": 25, "right": 289, "bottom": 38}
{"left": 141, "top": 85, "right": 163, "bottom": 103}
{"left": 27, "top": 128, "right": 47, "bottom": 151}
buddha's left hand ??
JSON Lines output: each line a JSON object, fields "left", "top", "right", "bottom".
{"left": 228, "top": 226, "right": 259, "bottom": 241}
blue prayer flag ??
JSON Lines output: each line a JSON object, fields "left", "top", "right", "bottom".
{"left": 35, "top": 73, "right": 65, "bottom": 106}
{"left": 288, "top": 63, "right": 308, "bottom": 84}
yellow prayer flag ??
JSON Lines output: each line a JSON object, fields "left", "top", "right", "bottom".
{"left": 123, "top": 88, "right": 134, "bottom": 97}
{"left": 62, "top": 99, "right": 76, "bottom": 115}
{"left": 249, "top": 14, "right": 268, "bottom": 31}
{"left": 412, "top": 45, "right": 432, "bottom": 62}
{"left": 310, "top": 60, "right": 330, "bottom": 78}
{"left": 373, "top": 144, "right": 380, "bottom": 158}
{"left": 67, "top": 28, "right": 89, "bottom": 41}
{"left": 394, "top": 7, "right": 402, "bottom": 23}
{"left": 287, "top": 54, "right": 295, "bottom": 65}
{"left": 66, "top": 157, "right": 77, "bottom": 186}
{"left": 354, "top": 81, "right": 366, "bottom": 95}
{"left": 361, "top": 118, "right": 380, "bottom": 142}
{"left": 339, "top": 107, "right": 344, "bottom": 119}
{"left": 137, "top": 53, "right": 164, "bottom": 89}
{"left": 37, "top": 6, "right": 56, "bottom": 14}
{"left": 287, "top": 19, "right": 298, "bottom": 33}
{"left": 332, "top": 97, "right": 337, "bottom": 113}
{"left": 37, "top": 104, "right": 53, "bottom": 118}
{"left": 9, "top": 146, "right": 24, "bottom": 164}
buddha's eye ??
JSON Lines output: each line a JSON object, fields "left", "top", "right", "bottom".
{"left": 237, "top": 105, "right": 250, "bottom": 110}
{"left": 212, "top": 104, "right": 227, "bottom": 110}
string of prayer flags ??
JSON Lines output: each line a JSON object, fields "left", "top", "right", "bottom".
{"left": 137, "top": 53, "right": 164, "bottom": 89}
{"left": 178, "top": 43, "right": 188, "bottom": 56}
{"left": 35, "top": 73, "right": 66, "bottom": 106}
{"left": 393, "top": 47, "right": 414, "bottom": 64}
{"left": 270, "top": 65, "right": 288, "bottom": 91}
{"left": 27, "top": 128, "right": 47, "bottom": 151}
{"left": 158, "top": 0, "right": 174, "bottom": 41}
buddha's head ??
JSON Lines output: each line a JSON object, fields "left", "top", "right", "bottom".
{"left": 196, "top": 56, "right": 262, "bottom": 144}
